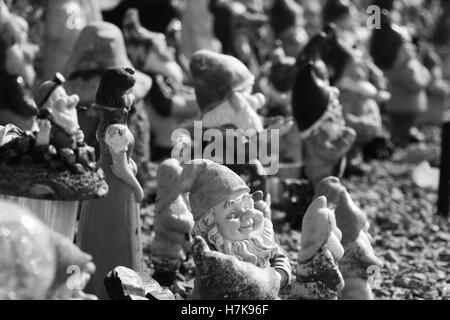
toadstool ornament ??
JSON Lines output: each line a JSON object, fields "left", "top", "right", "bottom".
{"left": 191, "top": 236, "right": 281, "bottom": 300}
{"left": 0, "top": 200, "right": 96, "bottom": 300}
{"left": 150, "top": 158, "right": 194, "bottom": 286}
{"left": 0, "top": 72, "right": 108, "bottom": 240}
{"left": 291, "top": 196, "right": 345, "bottom": 300}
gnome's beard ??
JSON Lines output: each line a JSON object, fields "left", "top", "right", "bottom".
{"left": 207, "top": 218, "right": 278, "bottom": 268}
{"left": 202, "top": 99, "right": 264, "bottom": 132}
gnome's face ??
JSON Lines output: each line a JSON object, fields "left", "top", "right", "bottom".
{"left": 44, "top": 86, "right": 80, "bottom": 135}
{"left": 212, "top": 190, "right": 264, "bottom": 241}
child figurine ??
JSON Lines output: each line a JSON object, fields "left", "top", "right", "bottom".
{"left": 290, "top": 196, "right": 345, "bottom": 300}
{"left": 179, "top": 159, "right": 292, "bottom": 299}
{"left": 291, "top": 60, "right": 356, "bottom": 189}
{"left": 370, "top": 10, "right": 431, "bottom": 146}
{"left": 77, "top": 67, "right": 144, "bottom": 300}
{"left": 0, "top": 200, "right": 97, "bottom": 300}
{"left": 0, "top": 0, "right": 39, "bottom": 131}
{"left": 315, "top": 177, "right": 383, "bottom": 300}
{"left": 150, "top": 158, "right": 194, "bottom": 287}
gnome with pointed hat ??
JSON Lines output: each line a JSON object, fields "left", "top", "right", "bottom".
{"left": 290, "top": 195, "right": 345, "bottom": 300}
{"left": 0, "top": 0, "right": 39, "bottom": 131}
{"left": 150, "top": 158, "right": 194, "bottom": 286}
{"left": 188, "top": 49, "right": 292, "bottom": 195}
{"left": 315, "top": 176, "right": 383, "bottom": 300}
{"left": 179, "top": 159, "right": 291, "bottom": 298}
{"left": 370, "top": 10, "right": 430, "bottom": 146}
{"left": 122, "top": 8, "right": 198, "bottom": 162}
{"left": 291, "top": 60, "right": 356, "bottom": 189}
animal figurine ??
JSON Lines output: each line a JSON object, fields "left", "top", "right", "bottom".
{"left": 150, "top": 158, "right": 194, "bottom": 286}
{"left": 179, "top": 158, "right": 292, "bottom": 299}
{"left": 290, "top": 196, "right": 345, "bottom": 300}
{"left": 76, "top": 67, "right": 144, "bottom": 300}
{"left": 316, "top": 176, "right": 383, "bottom": 300}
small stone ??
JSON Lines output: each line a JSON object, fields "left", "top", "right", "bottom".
{"left": 435, "top": 232, "right": 450, "bottom": 242}
{"left": 384, "top": 250, "right": 400, "bottom": 263}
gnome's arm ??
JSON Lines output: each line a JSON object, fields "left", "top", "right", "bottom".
{"left": 311, "top": 128, "right": 356, "bottom": 161}
{"left": 345, "top": 100, "right": 381, "bottom": 141}
{"left": 110, "top": 150, "right": 144, "bottom": 202}
{"left": 269, "top": 248, "right": 293, "bottom": 289}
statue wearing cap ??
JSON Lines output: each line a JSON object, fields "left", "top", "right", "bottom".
{"left": 179, "top": 159, "right": 292, "bottom": 299}
{"left": 34, "top": 73, "right": 84, "bottom": 150}
{"left": 291, "top": 59, "right": 356, "bottom": 189}
{"left": 0, "top": 0, "right": 39, "bottom": 131}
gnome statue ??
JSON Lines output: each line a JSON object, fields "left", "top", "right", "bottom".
{"left": 370, "top": 10, "right": 431, "bottom": 146}
{"left": 179, "top": 159, "right": 292, "bottom": 299}
{"left": 315, "top": 177, "right": 383, "bottom": 300}
{"left": 268, "top": 0, "right": 308, "bottom": 58}
{"left": 259, "top": 46, "right": 300, "bottom": 163}
{"left": 34, "top": 73, "right": 85, "bottom": 150}
{"left": 77, "top": 67, "right": 144, "bottom": 300}
{"left": 0, "top": 0, "right": 39, "bottom": 131}
{"left": 150, "top": 158, "right": 194, "bottom": 287}
{"left": 0, "top": 200, "right": 97, "bottom": 300}
{"left": 188, "top": 50, "right": 292, "bottom": 194}
{"left": 122, "top": 8, "right": 198, "bottom": 162}
{"left": 291, "top": 60, "right": 356, "bottom": 189}
{"left": 290, "top": 196, "right": 345, "bottom": 300}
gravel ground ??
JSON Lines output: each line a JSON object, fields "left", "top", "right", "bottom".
{"left": 140, "top": 125, "right": 450, "bottom": 300}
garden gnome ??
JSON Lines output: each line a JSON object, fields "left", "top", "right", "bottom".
{"left": 327, "top": 38, "right": 392, "bottom": 165}
{"left": 315, "top": 177, "right": 383, "bottom": 300}
{"left": 42, "top": 0, "right": 102, "bottom": 80}
{"left": 269, "top": 0, "right": 308, "bottom": 58}
{"left": 291, "top": 60, "right": 356, "bottom": 189}
{"left": 322, "top": 0, "right": 357, "bottom": 47}
{"left": 77, "top": 67, "right": 144, "bottom": 300}
{"left": 0, "top": 0, "right": 39, "bottom": 131}
{"left": 0, "top": 200, "right": 97, "bottom": 300}
{"left": 122, "top": 8, "right": 198, "bottom": 162}
{"left": 290, "top": 196, "right": 345, "bottom": 300}
{"left": 150, "top": 158, "right": 194, "bottom": 286}
{"left": 370, "top": 10, "right": 431, "bottom": 146}
{"left": 258, "top": 46, "right": 301, "bottom": 162}
{"left": 34, "top": 72, "right": 84, "bottom": 150}
{"left": 188, "top": 50, "right": 292, "bottom": 186}
{"left": 180, "top": 159, "right": 292, "bottom": 299}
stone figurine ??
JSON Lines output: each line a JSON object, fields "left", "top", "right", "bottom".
{"left": 291, "top": 60, "right": 356, "bottom": 189}
{"left": 0, "top": 200, "right": 96, "bottom": 300}
{"left": 370, "top": 10, "right": 431, "bottom": 146}
{"left": 290, "top": 196, "right": 345, "bottom": 300}
{"left": 76, "top": 67, "right": 144, "bottom": 300}
{"left": 0, "top": 0, "right": 39, "bottom": 131}
{"left": 315, "top": 177, "right": 383, "bottom": 300}
{"left": 179, "top": 159, "right": 292, "bottom": 299}
{"left": 150, "top": 158, "right": 194, "bottom": 286}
